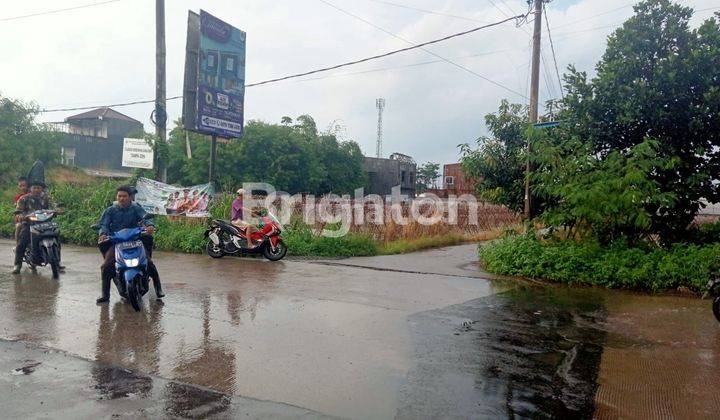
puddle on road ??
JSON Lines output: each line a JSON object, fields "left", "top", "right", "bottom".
{"left": 398, "top": 286, "right": 608, "bottom": 419}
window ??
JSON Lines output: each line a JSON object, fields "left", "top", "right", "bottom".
{"left": 401, "top": 170, "right": 406, "bottom": 183}
{"left": 445, "top": 176, "right": 455, "bottom": 186}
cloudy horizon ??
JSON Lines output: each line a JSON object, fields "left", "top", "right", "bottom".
{"left": 1, "top": 0, "right": 717, "bottom": 167}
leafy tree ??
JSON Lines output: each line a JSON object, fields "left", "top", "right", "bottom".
{"left": 533, "top": 137, "right": 676, "bottom": 244}
{"left": 559, "top": 0, "right": 720, "bottom": 243}
{"left": 459, "top": 100, "right": 528, "bottom": 213}
{"left": 167, "top": 115, "right": 365, "bottom": 195}
{"left": 0, "top": 96, "right": 60, "bottom": 185}
{"left": 416, "top": 162, "right": 440, "bottom": 193}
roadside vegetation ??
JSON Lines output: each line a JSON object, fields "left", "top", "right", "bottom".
{"left": 462, "top": 0, "right": 720, "bottom": 293}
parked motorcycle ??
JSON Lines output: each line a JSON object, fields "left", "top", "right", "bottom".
{"left": 204, "top": 213, "right": 287, "bottom": 261}
{"left": 703, "top": 276, "right": 720, "bottom": 323}
{"left": 96, "top": 216, "right": 154, "bottom": 311}
{"left": 23, "top": 209, "right": 63, "bottom": 279}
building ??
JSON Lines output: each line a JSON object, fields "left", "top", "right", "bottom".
{"left": 54, "top": 107, "right": 143, "bottom": 174}
{"left": 363, "top": 153, "right": 417, "bottom": 198}
{"left": 442, "top": 163, "right": 477, "bottom": 196}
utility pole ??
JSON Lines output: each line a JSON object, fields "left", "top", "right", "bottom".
{"left": 376, "top": 98, "right": 385, "bottom": 158}
{"left": 155, "top": 0, "right": 167, "bottom": 182}
{"left": 524, "top": 0, "right": 543, "bottom": 220}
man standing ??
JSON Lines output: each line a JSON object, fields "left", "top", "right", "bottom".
{"left": 13, "top": 176, "right": 28, "bottom": 242}
{"left": 96, "top": 185, "right": 162, "bottom": 304}
{"left": 12, "top": 180, "right": 52, "bottom": 274}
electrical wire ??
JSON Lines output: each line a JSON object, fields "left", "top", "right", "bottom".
{"left": 0, "top": 0, "right": 123, "bottom": 22}
{"left": 39, "top": 13, "right": 527, "bottom": 112}
{"left": 544, "top": 2, "right": 564, "bottom": 100}
{"left": 317, "top": 0, "right": 529, "bottom": 98}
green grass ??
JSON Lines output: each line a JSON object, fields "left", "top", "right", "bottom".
{"left": 479, "top": 233, "right": 720, "bottom": 292}
{"left": 2, "top": 179, "right": 481, "bottom": 258}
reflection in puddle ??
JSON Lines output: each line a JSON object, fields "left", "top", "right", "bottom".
{"left": 399, "top": 286, "right": 607, "bottom": 419}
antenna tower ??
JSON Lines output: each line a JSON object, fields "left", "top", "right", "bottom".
{"left": 375, "top": 98, "right": 385, "bottom": 158}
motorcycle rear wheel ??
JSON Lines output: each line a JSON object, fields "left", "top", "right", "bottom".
{"left": 206, "top": 241, "right": 225, "bottom": 258}
{"left": 712, "top": 297, "right": 720, "bottom": 323}
{"left": 128, "top": 276, "right": 143, "bottom": 312}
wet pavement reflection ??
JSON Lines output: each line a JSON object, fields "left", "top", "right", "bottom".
{"left": 2, "top": 241, "right": 720, "bottom": 418}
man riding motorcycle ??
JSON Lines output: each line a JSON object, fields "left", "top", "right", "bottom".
{"left": 96, "top": 185, "right": 163, "bottom": 304}
{"left": 12, "top": 180, "right": 52, "bottom": 274}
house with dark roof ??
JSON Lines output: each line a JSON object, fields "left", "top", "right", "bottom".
{"left": 55, "top": 107, "right": 143, "bottom": 173}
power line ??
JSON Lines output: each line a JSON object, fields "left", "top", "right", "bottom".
{"left": 40, "top": 13, "right": 527, "bottom": 112}
{"left": 544, "top": 2, "right": 564, "bottom": 100}
{"left": 0, "top": 0, "right": 123, "bottom": 22}
{"left": 317, "top": 0, "right": 529, "bottom": 98}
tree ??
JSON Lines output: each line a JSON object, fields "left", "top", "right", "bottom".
{"left": 0, "top": 96, "right": 60, "bottom": 185}
{"left": 558, "top": 0, "right": 720, "bottom": 243}
{"left": 459, "top": 100, "right": 529, "bottom": 213}
{"left": 166, "top": 115, "right": 366, "bottom": 195}
{"left": 416, "top": 162, "right": 440, "bottom": 193}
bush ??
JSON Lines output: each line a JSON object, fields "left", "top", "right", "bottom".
{"left": 2, "top": 180, "right": 379, "bottom": 257}
{"left": 479, "top": 234, "right": 720, "bottom": 292}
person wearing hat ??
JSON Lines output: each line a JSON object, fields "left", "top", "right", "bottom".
{"left": 12, "top": 180, "right": 53, "bottom": 274}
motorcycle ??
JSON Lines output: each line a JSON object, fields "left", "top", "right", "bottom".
{"left": 204, "top": 212, "right": 287, "bottom": 261}
{"left": 22, "top": 209, "right": 63, "bottom": 279}
{"left": 97, "top": 216, "right": 154, "bottom": 311}
{"left": 703, "top": 276, "right": 720, "bottom": 323}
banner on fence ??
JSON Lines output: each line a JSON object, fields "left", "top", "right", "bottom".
{"left": 135, "top": 177, "right": 214, "bottom": 217}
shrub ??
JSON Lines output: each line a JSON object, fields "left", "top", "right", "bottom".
{"left": 479, "top": 234, "right": 720, "bottom": 292}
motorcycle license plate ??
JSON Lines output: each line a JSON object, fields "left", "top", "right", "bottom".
{"left": 117, "top": 240, "right": 143, "bottom": 250}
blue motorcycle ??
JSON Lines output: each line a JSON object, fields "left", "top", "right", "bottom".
{"left": 106, "top": 226, "right": 151, "bottom": 311}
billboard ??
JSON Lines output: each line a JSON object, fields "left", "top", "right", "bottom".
{"left": 121, "top": 138, "right": 154, "bottom": 169}
{"left": 183, "top": 10, "right": 246, "bottom": 138}
{"left": 135, "top": 177, "right": 214, "bottom": 217}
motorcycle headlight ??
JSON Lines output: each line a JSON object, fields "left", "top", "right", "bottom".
{"left": 124, "top": 258, "right": 140, "bottom": 268}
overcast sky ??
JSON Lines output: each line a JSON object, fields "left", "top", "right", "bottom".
{"left": 1, "top": 0, "right": 717, "bottom": 166}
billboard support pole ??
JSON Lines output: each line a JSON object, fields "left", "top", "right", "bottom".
{"left": 209, "top": 134, "right": 217, "bottom": 184}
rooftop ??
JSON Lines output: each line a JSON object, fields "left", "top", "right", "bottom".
{"left": 65, "top": 107, "right": 141, "bottom": 124}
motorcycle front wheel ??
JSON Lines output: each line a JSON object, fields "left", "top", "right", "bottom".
{"left": 49, "top": 244, "right": 61, "bottom": 279}
{"left": 713, "top": 297, "right": 720, "bottom": 323}
{"left": 128, "top": 276, "right": 143, "bottom": 312}
{"left": 263, "top": 240, "right": 287, "bottom": 261}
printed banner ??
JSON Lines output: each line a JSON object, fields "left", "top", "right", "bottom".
{"left": 122, "top": 138, "right": 154, "bottom": 169}
{"left": 135, "top": 177, "right": 214, "bottom": 217}
{"left": 196, "top": 10, "right": 246, "bottom": 138}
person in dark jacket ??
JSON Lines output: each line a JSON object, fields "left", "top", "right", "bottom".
{"left": 96, "top": 185, "right": 163, "bottom": 304}
{"left": 12, "top": 180, "right": 52, "bottom": 274}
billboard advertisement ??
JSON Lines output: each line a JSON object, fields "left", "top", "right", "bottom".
{"left": 121, "top": 138, "right": 154, "bottom": 169}
{"left": 184, "top": 10, "right": 246, "bottom": 138}
{"left": 135, "top": 177, "right": 214, "bottom": 218}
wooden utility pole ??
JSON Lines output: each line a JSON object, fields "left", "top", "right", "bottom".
{"left": 524, "top": 0, "right": 543, "bottom": 219}
{"left": 155, "top": 0, "right": 167, "bottom": 182}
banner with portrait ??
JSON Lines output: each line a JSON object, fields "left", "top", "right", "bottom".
{"left": 135, "top": 177, "right": 214, "bottom": 217}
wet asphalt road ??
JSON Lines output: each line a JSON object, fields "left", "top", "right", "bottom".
{"left": 1, "top": 239, "right": 720, "bottom": 419}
